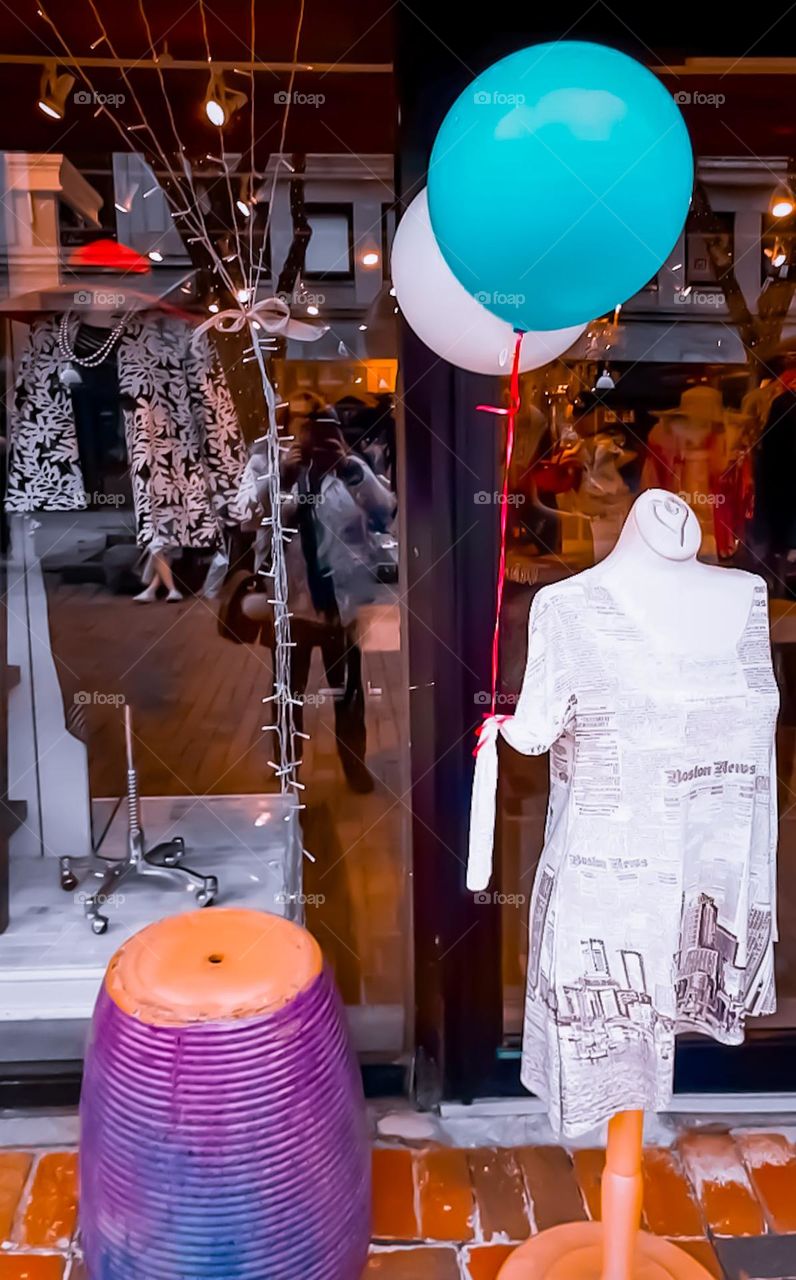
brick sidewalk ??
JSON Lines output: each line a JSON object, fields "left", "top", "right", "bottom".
{"left": 2, "top": 1129, "right": 796, "bottom": 1277}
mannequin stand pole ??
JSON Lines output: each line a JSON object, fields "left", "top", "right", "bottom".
{"left": 602, "top": 1110, "right": 644, "bottom": 1280}
{"left": 496, "top": 1110, "right": 713, "bottom": 1280}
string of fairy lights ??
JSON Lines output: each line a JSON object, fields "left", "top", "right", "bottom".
{"left": 35, "top": 0, "right": 314, "bottom": 863}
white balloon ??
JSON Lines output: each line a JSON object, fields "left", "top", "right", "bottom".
{"left": 390, "top": 189, "right": 585, "bottom": 375}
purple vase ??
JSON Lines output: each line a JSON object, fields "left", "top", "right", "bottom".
{"left": 79, "top": 911, "right": 371, "bottom": 1280}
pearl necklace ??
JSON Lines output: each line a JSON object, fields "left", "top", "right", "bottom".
{"left": 57, "top": 311, "right": 130, "bottom": 386}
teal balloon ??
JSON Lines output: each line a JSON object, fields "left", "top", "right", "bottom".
{"left": 427, "top": 41, "right": 693, "bottom": 330}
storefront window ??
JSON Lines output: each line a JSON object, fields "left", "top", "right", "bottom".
{"left": 493, "top": 130, "right": 796, "bottom": 1060}
{"left": 0, "top": 26, "right": 407, "bottom": 1068}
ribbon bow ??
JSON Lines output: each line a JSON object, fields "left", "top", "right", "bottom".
{"left": 192, "top": 295, "right": 325, "bottom": 346}
{"left": 473, "top": 713, "right": 511, "bottom": 757}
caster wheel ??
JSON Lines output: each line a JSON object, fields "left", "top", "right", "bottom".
{"left": 196, "top": 878, "right": 218, "bottom": 908}
{"left": 59, "top": 858, "right": 79, "bottom": 891}
{"left": 91, "top": 917, "right": 109, "bottom": 935}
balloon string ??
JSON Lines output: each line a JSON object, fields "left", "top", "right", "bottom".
{"left": 489, "top": 332, "right": 524, "bottom": 717}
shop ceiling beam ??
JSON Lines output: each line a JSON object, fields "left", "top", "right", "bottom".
{"left": 654, "top": 57, "right": 796, "bottom": 74}
{"left": 0, "top": 54, "right": 392, "bottom": 73}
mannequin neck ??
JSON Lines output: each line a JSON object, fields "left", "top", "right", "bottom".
{"left": 598, "top": 491, "right": 701, "bottom": 579}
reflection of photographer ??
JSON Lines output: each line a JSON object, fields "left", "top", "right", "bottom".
{"left": 256, "top": 391, "right": 396, "bottom": 793}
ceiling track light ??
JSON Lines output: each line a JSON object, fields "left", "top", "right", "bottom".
{"left": 770, "top": 184, "right": 795, "bottom": 219}
{"left": 203, "top": 68, "right": 247, "bottom": 128}
{"left": 37, "top": 61, "right": 75, "bottom": 120}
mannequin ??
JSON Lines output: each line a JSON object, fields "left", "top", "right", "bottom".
{"left": 468, "top": 489, "right": 778, "bottom": 1280}
{"left": 587, "top": 488, "right": 753, "bottom": 645}
{"left": 133, "top": 551, "right": 184, "bottom": 604}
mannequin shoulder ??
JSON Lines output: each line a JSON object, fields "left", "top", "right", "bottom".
{"left": 533, "top": 578, "right": 589, "bottom": 608}
{"left": 530, "top": 578, "right": 590, "bottom": 629}
{"left": 695, "top": 562, "right": 766, "bottom": 597}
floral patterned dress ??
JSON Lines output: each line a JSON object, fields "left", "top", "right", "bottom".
{"left": 7, "top": 312, "right": 247, "bottom": 550}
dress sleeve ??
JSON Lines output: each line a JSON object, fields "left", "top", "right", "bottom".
{"left": 467, "top": 589, "right": 575, "bottom": 892}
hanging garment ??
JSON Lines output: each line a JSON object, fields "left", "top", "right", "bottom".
{"left": 6, "top": 312, "right": 247, "bottom": 550}
{"left": 468, "top": 578, "right": 778, "bottom": 1137}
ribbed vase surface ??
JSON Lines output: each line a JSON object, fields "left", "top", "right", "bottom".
{"left": 79, "top": 908, "right": 371, "bottom": 1280}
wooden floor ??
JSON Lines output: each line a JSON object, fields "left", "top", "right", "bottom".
{"left": 46, "top": 581, "right": 411, "bottom": 1023}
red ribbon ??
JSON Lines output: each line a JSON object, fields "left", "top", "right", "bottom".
{"left": 477, "top": 332, "right": 525, "bottom": 718}
{"left": 472, "top": 713, "right": 511, "bottom": 757}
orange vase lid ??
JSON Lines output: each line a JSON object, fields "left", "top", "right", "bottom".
{"left": 104, "top": 908, "right": 323, "bottom": 1027}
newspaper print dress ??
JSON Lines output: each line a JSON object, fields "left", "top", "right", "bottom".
{"left": 468, "top": 574, "right": 778, "bottom": 1137}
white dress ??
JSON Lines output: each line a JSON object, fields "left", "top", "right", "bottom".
{"left": 468, "top": 575, "right": 779, "bottom": 1137}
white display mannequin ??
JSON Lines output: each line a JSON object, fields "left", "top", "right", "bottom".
{"left": 585, "top": 488, "right": 755, "bottom": 650}
{"left": 476, "top": 488, "right": 778, "bottom": 1280}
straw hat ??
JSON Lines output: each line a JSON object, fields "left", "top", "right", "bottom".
{"left": 654, "top": 385, "right": 724, "bottom": 426}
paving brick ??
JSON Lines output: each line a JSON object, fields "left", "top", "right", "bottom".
{"left": 677, "top": 1133, "right": 765, "bottom": 1237}
{"left": 572, "top": 1148, "right": 605, "bottom": 1220}
{"left": 641, "top": 1147, "right": 704, "bottom": 1237}
{"left": 735, "top": 1132, "right": 796, "bottom": 1234}
{"left": 365, "top": 1247, "right": 461, "bottom": 1278}
{"left": 713, "top": 1233, "right": 796, "bottom": 1279}
{"left": 20, "top": 1154, "right": 78, "bottom": 1249}
{"left": 462, "top": 1243, "right": 516, "bottom": 1279}
{"left": 670, "top": 1238, "right": 723, "bottom": 1278}
{"left": 0, "top": 1260, "right": 65, "bottom": 1280}
{"left": 371, "top": 1148, "right": 419, "bottom": 1241}
{"left": 467, "top": 1148, "right": 529, "bottom": 1242}
{"left": 0, "top": 1154, "right": 33, "bottom": 1243}
{"left": 515, "top": 1146, "right": 587, "bottom": 1230}
{"left": 417, "top": 1146, "right": 474, "bottom": 1241}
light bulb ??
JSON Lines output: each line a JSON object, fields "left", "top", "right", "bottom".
{"left": 236, "top": 199, "right": 251, "bottom": 218}
{"left": 361, "top": 250, "right": 379, "bottom": 267}
{"left": 307, "top": 304, "right": 319, "bottom": 316}
{"left": 770, "top": 185, "right": 795, "bottom": 218}
{"left": 205, "top": 99, "right": 226, "bottom": 127}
